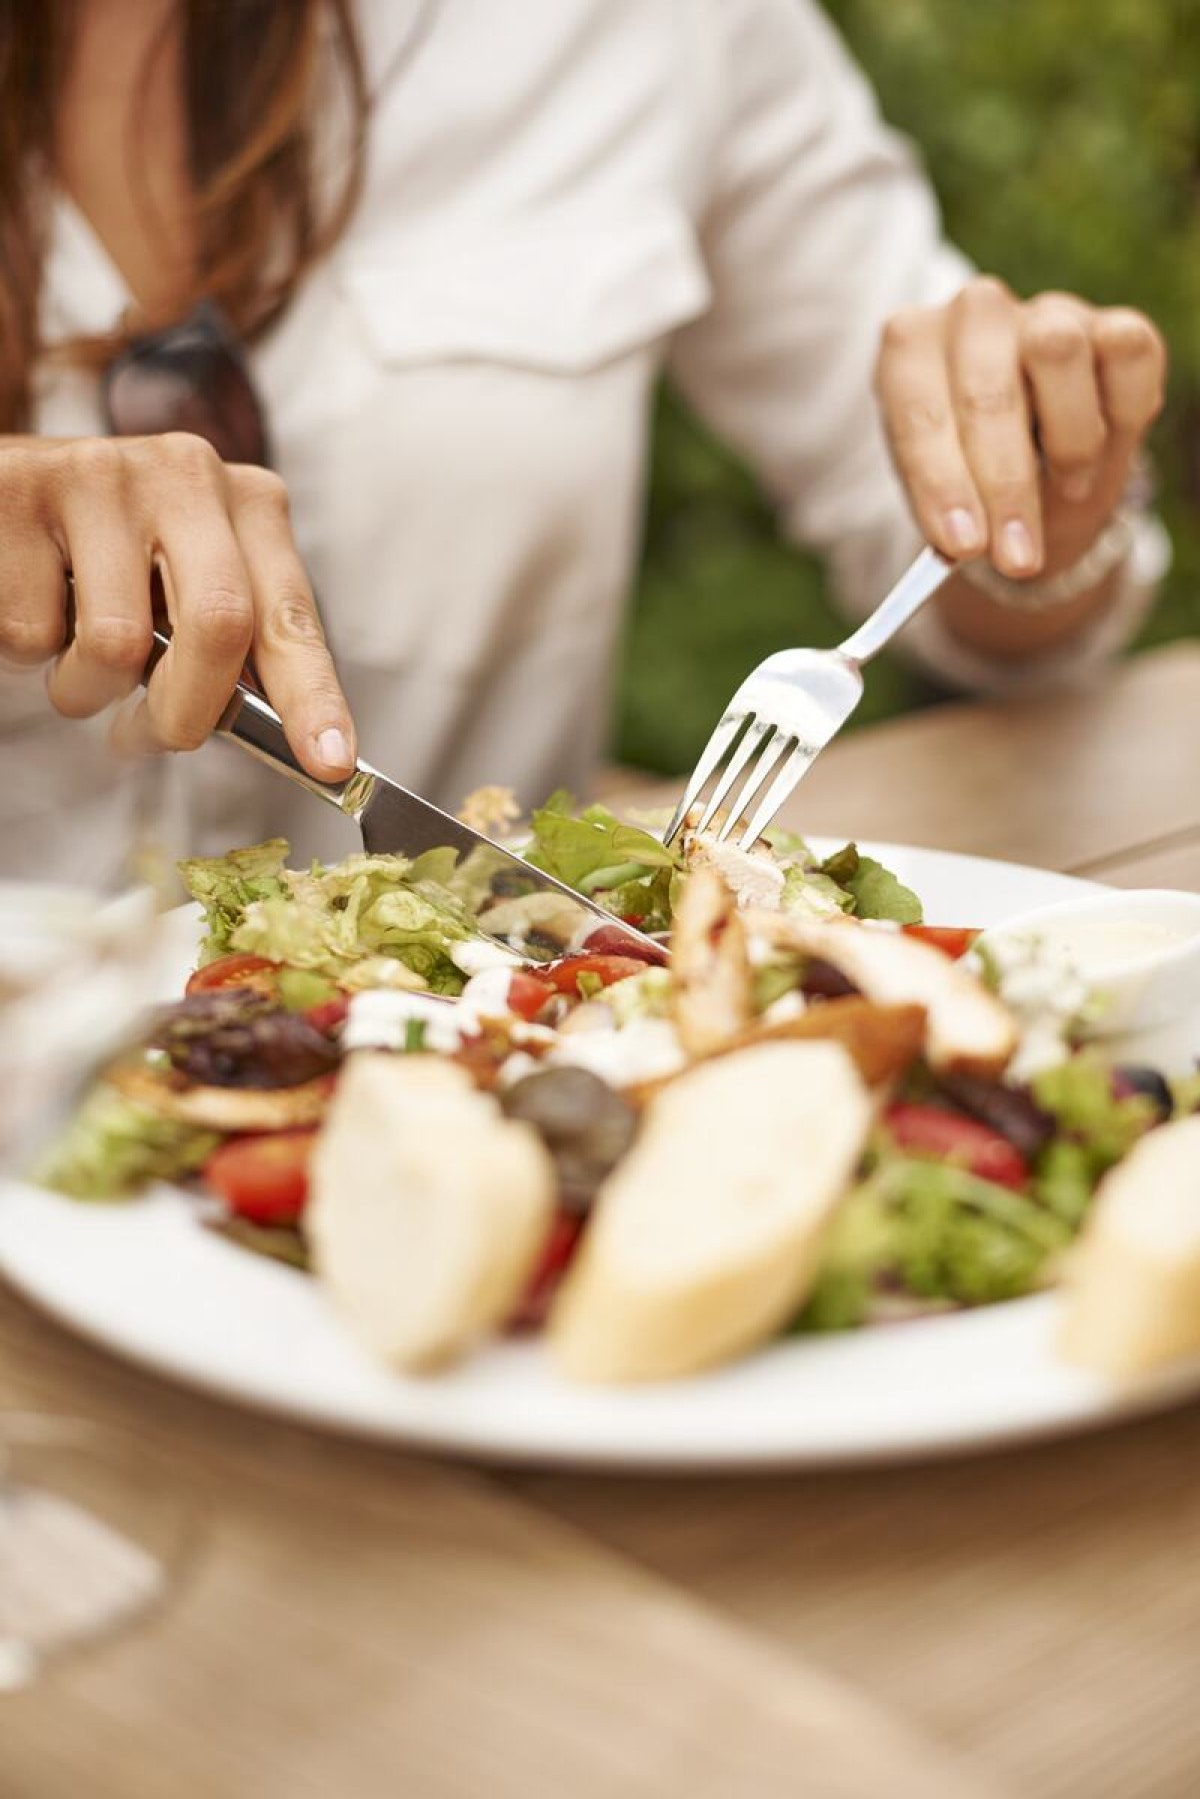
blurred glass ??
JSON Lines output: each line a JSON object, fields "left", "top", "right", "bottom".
{"left": 0, "top": 877, "right": 198, "bottom": 1692}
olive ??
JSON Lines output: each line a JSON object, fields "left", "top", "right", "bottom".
{"left": 936, "top": 1072, "right": 1054, "bottom": 1159}
{"left": 801, "top": 957, "right": 859, "bottom": 1000}
{"left": 1112, "top": 1064, "right": 1174, "bottom": 1117}
{"left": 502, "top": 1066, "right": 638, "bottom": 1214}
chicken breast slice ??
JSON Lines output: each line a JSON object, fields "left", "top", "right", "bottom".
{"left": 309, "top": 1054, "right": 555, "bottom": 1370}
{"left": 744, "top": 912, "right": 1016, "bottom": 1076}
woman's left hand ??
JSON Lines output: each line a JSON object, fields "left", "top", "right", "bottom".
{"left": 874, "top": 277, "right": 1166, "bottom": 579}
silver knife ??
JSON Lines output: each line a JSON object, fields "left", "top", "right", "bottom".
{"left": 146, "top": 628, "right": 664, "bottom": 962}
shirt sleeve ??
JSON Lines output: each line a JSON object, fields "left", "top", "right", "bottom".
{"left": 668, "top": 0, "right": 1165, "bottom": 692}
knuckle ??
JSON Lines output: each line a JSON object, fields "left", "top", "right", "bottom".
{"left": 886, "top": 393, "right": 951, "bottom": 448}
{"left": 0, "top": 613, "right": 60, "bottom": 661}
{"left": 61, "top": 436, "right": 125, "bottom": 488}
{"left": 1024, "top": 312, "right": 1087, "bottom": 365}
{"left": 82, "top": 613, "right": 153, "bottom": 672}
{"left": 158, "top": 431, "right": 224, "bottom": 484}
{"left": 263, "top": 588, "right": 325, "bottom": 650}
{"left": 954, "top": 274, "right": 1013, "bottom": 319}
{"left": 878, "top": 307, "right": 933, "bottom": 359}
{"left": 233, "top": 465, "right": 290, "bottom": 514}
{"left": 959, "top": 382, "right": 1020, "bottom": 422}
{"left": 193, "top": 586, "right": 254, "bottom": 655}
{"left": 1096, "top": 309, "right": 1164, "bottom": 364}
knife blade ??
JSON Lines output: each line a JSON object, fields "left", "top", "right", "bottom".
{"left": 145, "top": 628, "right": 665, "bottom": 963}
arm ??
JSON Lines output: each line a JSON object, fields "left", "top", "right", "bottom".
{"left": 670, "top": 0, "right": 1167, "bottom": 688}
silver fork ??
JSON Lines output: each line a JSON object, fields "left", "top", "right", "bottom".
{"left": 663, "top": 544, "right": 954, "bottom": 851}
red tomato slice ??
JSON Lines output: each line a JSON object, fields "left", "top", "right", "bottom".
{"left": 883, "top": 1102, "right": 1029, "bottom": 1190}
{"left": 203, "top": 1129, "right": 317, "bottom": 1225}
{"left": 506, "top": 970, "right": 555, "bottom": 1021}
{"left": 305, "top": 996, "right": 351, "bottom": 1036}
{"left": 902, "top": 926, "right": 980, "bottom": 960}
{"left": 186, "top": 953, "right": 281, "bottom": 997}
{"left": 580, "top": 924, "right": 669, "bottom": 965}
{"left": 508, "top": 1213, "right": 585, "bottom": 1331}
{"left": 543, "top": 953, "right": 649, "bottom": 996}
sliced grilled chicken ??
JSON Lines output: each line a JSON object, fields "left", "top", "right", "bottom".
{"left": 671, "top": 865, "right": 753, "bottom": 1057}
{"left": 549, "top": 1040, "right": 872, "bottom": 1382}
{"left": 309, "top": 1054, "right": 555, "bottom": 1369}
{"left": 745, "top": 912, "right": 1016, "bottom": 1075}
{"left": 1058, "top": 1114, "right": 1200, "bottom": 1378}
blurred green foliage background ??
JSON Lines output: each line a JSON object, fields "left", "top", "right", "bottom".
{"left": 615, "top": 0, "right": 1200, "bottom": 773}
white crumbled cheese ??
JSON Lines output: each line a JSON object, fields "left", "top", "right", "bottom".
{"left": 691, "top": 835, "right": 786, "bottom": 911}
{"left": 548, "top": 1018, "right": 686, "bottom": 1088}
{"left": 457, "top": 967, "right": 515, "bottom": 1023}
{"left": 450, "top": 938, "right": 522, "bottom": 976}
{"left": 496, "top": 1051, "right": 542, "bottom": 1089}
{"left": 975, "top": 934, "right": 1091, "bottom": 1081}
{"left": 344, "top": 990, "right": 464, "bottom": 1055}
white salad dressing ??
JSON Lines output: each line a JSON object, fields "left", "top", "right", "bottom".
{"left": 1026, "top": 917, "right": 1191, "bottom": 975}
{"left": 547, "top": 1018, "right": 686, "bottom": 1089}
{"left": 449, "top": 939, "right": 522, "bottom": 977}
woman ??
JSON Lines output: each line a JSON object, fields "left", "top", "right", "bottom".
{"left": 0, "top": 0, "right": 1168, "bottom": 881}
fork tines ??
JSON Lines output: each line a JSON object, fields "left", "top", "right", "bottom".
{"left": 663, "top": 713, "right": 813, "bottom": 850}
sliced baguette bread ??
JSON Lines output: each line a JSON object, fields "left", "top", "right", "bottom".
{"left": 549, "top": 1040, "right": 872, "bottom": 1382}
{"left": 1058, "top": 1113, "right": 1200, "bottom": 1378}
{"left": 309, "top": 1053, "right": 555, "bottom": 1369}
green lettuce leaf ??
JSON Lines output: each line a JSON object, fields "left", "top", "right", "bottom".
{"left": 178, "top": 838, "right": 290, "bottom": 962}
{"left": 526, "top": 794, "right": 679, "bottom": 894}
{"left": 818, "top": 844, "right": 923, "bottom": 924}
{"left": 36, "top": 1084, "right": 219, "bottom": 1201}
{"left": 781, "top": 865, "right": 854, "bottom": 920}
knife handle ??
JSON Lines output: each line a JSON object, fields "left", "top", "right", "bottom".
{"left": 146, "top": 626, "right": 369, "bottom": 821}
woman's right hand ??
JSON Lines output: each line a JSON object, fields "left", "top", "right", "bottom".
{"left": 0, "top": 432, "right": 357, "bottom": 779}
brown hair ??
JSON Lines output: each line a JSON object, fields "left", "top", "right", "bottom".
{"left": 0, "top": 0, "right": 368, "bottom": 431}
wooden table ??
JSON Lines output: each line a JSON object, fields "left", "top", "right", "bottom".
{"left": 5, "top": 644, "right": 1200, "bottom": 1799}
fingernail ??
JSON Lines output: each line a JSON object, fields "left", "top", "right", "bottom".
{"left": 944, "top": 507, "right": 984, "bottom": 554}
{"left": 999, "top": 520, "right": 1037, "bottom": 575}
{"left": 1060, "top": 470, "right": 1094, "bottom": 504}
{"left": 315, "top": 727, "right": 353, "bottom": 771}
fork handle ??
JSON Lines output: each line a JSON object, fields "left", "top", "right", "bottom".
{"left": 146, "top": 625, "right": 364, "bottom": 818}
{"left": 837, "top": 545, "right": 953, "bottom": 666}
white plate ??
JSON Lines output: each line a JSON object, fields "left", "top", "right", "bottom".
{"left": 3, "top": 840, "right": 1199, "bottom": 1471}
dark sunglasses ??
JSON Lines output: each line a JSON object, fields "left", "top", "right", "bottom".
{"left": 101, "top": 299, "right": 271, "bottom": 468}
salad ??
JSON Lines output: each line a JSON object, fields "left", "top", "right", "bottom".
{"left": 37, "top": 792, "right": 1199, "bottom": 1384}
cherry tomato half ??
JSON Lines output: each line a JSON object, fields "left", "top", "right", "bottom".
{"left": 305, "top": 995, "right": 351, "bottom": 1037}
{"left": 883, "top": 1102, "right": 1029, "bottom": 1190}
{"left": 186, "top": 953, "right": 281, "bottom": 997}
{"left": 506, "top": 970, "right": 555, "bottom": 1022}
{"left": 203, "top": 1129, "right": 317, "bottom": 1225}
{"left": 542, "top": 953, "right": 650, "bottom": 996}
{"left": 508, "top": 1213, "right": 585, "bottom": 1331}
{"left": 902, "top": 926, "right": 980, "bottom": 961}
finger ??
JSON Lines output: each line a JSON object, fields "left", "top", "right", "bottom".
{"left": 948, "top": 278, "right": 1042, "bottom": 577}
{"left": 1019, "top": 296, "right": 1107, "bottom": 504}
{"left": 230, "top": 466, "right": 357, "bottom": 779}
{"left": 0, "top": 525, "right": 66, "bottom": 669}
{"left": 875, "top": 307, "right": 987, "bottom": 558}
{"left": 1093, "top": 308, "right": 1167, "bottom": 438}
{"left": 47, "top": 503, "right": 155, "bottom": 718}
{"left": 131, "top": 437, "right": 255, "bottom": 753}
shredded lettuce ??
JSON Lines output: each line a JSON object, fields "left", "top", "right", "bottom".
{"left": 179, "top": 841, "right": 483, "bottom": 996}
{"left": 1030, "top": 1053, "right": 1157, "bottom": 1224}
{"left": 36, "top": 1084, "right": 219, "bottom": 1201}
{"left": 178, "top": 838, "right": 290, "bottom": 962}
{"left": 799, "top": 1150, "right": 1070, "bottom": 1332}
